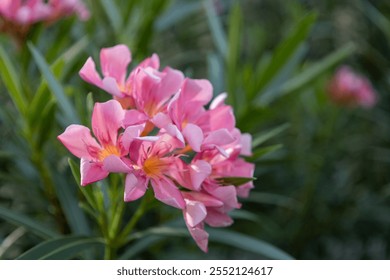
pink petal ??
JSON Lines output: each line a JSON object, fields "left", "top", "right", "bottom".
{"left": 80, "top": 158, "right": 109, "bottom": 186}
{"left": 203, "top": 129, "right": 235, "bottom": 147}
{"left": 151, "top": 112, "right": 171, "bottom": 128}
{"left": 190, "top": 160, "right": 211, "bottom": 190}
{"left": 121, "top": 124, "right": 145, "bottom": 151}
{"left": 240, "top": 133, "right": 252, "bottom": 156}
{"left": 151, "top": 178, "right": 185, "bottom": 209}
{"left": 183, "top": 123, "right": 204, "bottom": 152}
{"left": 205, "top": 208, "right": 233, "bottom": 227}
{"left": 209, "top": 105, "right": 235, "bottom": 132}
{"left": 58, "top": 124, "right": 101, "bottom": 161}
{"left": 182, "top": 78, "right": 213, "bottom": 105}
{"left": 124, "top": 173, "right": 148, "bottom": 202}
{"left": 102, "top": 77, "right": 124, "bottom": 98}
{"left": 184, "top": 200, "right": 207, "bottom": 227}
{"left": 123, "top": 110, "right": 148, "bottom": 127}
{"left": 182, "top": 192, "right": 224, "bottom": 207}
{"left": 100, "top": 44, "right": 131, "bottom": 85}
{"left": 157, "top": 67, "right": 184, "bottom": 102}
{"left": 79, "top": 57, "right": 103, "bottom": 88}
{"left": 138, "top": 53, "right": 160, "bottom": 69}
{"left": 209, "top": 93, "right": 227, "bottom": 109}
{"left": 165, "top": 124, "right": 185, "bottom": 144}
{"left": 102, "top": 155, "right": 131, "bottom": 173}
{"left": 92, "top": 100, "right": 124, "bottom": 146}
{"left": 205, "top": 185, "right": 240, "bottom": 210}
{"left": 184, "top": 220, "right": 209, "bottom": 253}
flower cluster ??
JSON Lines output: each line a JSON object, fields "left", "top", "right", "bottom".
{"left": 0, "top": 0, "right": 89, "bottom": 40}
{"left": 58, "top": 44, "right": 255, "bottom": 252}
{"left": 327, "top": 66, "right": 377, "bottom": 108}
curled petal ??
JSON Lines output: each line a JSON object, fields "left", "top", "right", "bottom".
{"left": 102, "top": 77, "right": 124, "bottom": 98}
{"left": 79, "top": 57, "right": 103, "bottom": 88}
{"left": 124, "top": 173, "right": 148, "bottom": 202}
{"left": 122, "top": 124, "right": 145, "bottom": 151}
{"left": 205, "top": 208, "right": 233, "bottom": 227}
{"left": 185, "top": 200, "right": 207, "bottom": 227}
{"left": 185, "top": 220, "right": 209, "bottom": 253}
{"left": 80, "top": 158, "right": 109, "bottom": 186}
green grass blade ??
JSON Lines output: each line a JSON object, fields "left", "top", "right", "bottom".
{"left": 17, "top": 236, "right": 103, "bottom": 260}
{"left": 0, "top": 45, "right": 26, "bottom": 116}
{"left": 256, "top": 42, "right": 356, "bottom": 105}
{"left": 204, "top": 0, "right": 228, "bottom": 57}
{"left": 99, "top": 0, "right": 122, "bottom": 33}
{"left": 252, "top": 123, "right": 290, "bottom": 148}
{"left": 208, "top": 229, "right": 294, "bottom": 259}
{"left": 27, "top": 43, "right": 79, "bottom": 125}
{"left": 0, "top": 206, "right": 60, "bottom": 239}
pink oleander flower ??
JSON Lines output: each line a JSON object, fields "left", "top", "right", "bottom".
{"left": 327, "top": 66, "right": 378, "bottom": 108}
{"left": 0, "top": 0, "right": 50, "bottom": 25}
{"left": 0, "top": 0, "right": 89, "bottom": 42}
{"left": 79, "top": 44, "right": 183, "bottom": 113}
{"left": 58, "top": 100, "right": 132, "bottom": 186}
{"left": 61, "top": 44, "right": 257, "bottom": 253}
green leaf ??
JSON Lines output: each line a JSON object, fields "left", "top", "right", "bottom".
{"left": 17, "top": 236, "right": 103, "bottom": 260}
{"left": 99, "top": 0, "right": 122, "bottom": 33}
{"left": 253, "top": 13, "right": 317, "bottom": 99}
{"left": 252, "top": 123, "right": 290, "bottom": 148}
{"left": 157, "top": 2, "right": 202, "bottom": 31}
{"left": 35, "top": 100, "right": 57, "bottom": 150}
{"left": 0, "top": 206, "right": 60, "bottom": 239}
{"left": 208, "top": 229, "right": 294, "bottom": 259}
{"left": 215, "top": 177, "right": 257, "bottom": 186}
{"left": 0, "top": 45, "right": 26, "bottom": 116}
{"left": 226, "top": 3, "right": 242, "bottom": 106}
{"left": 247, "top": 144, "right": 283, "bottom": 162}
{"left": 243, "top": 192, "right": 301, "bottom": 210}
{"left": 204, "top": 0, "right": 228, "bottom": 57}
{"left": 256, "top": 42, "right": 356, "bottom": 105}
{"left": 28, "top": 43, "right": 79, "bottom": 125}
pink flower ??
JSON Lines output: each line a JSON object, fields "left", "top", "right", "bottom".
{"left": 58, "top": 100, "right": 131, "bottom": 186}
{"left": 327, "top": 66, "right": 378, "bottom": 108}
{"left": 124, "top": 134, "right": 185, "bottom": 209}
{"left": 0, "top": 0, "right": 51, "bottom": 25}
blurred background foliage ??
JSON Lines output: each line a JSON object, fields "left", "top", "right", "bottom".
{"left": 1, "top": 0, "right": 390, "bottom": 259}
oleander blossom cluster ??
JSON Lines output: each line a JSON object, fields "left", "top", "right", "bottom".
{"left": 0, "top": 0, "right": 89, "bottom": 39}
{"left": 58, "top": 44, "right": 255, "bottom": 252}
{"left": 327, "top": 66, "right": 377, "bottom": 108}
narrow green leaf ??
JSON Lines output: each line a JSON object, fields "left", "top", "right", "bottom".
{"left": 204, "top": 0, "right": 228, "bottom": 57}
{"left": 247, "top": 144, "right": 283, "bottom": 162}
{"left": 243, "top": 192, "right": 301, "bottom": 210}
{"left": 99, "top": 0, "right": 122, "bottom": 33}
{"left": 28, "top": 43, "right": 79, "bottom": 125}
{"left": 252, "top": 123, "right": 290, "bottom": 148}
{"left": 253, "top": 13, "right": 317, "bottom": 98}
{"left": 157, "top": 2, "right": 202, "bottom": 31}
{"left": 208, "top": 229, "right": 294, "bottom": 259}
{"left": 0, "top": 45, "right": 26, "bottom": 116}
{"left": 216, "top": 176, "right": 257, "bottom": 186}
{"left": 0, "top": 206, "right": 60, "bottom": 239}
{"left": 17, "top": 236, "right": 103, "bottom": 260}
{"left": 256, "top": 42, "right": 356, "bottom": 105}
{"left": 226, "top": 3, "right": 242, "bottom": 106}
{"left": 35, "top": 100, "right": 57, "bottom": 150}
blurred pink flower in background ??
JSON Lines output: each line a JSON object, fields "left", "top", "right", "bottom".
{"left": 0, "top": 0, "right": 89, "bottom": 42}
{"left": 327, "top": 66, "right": 377, "bottom": 108}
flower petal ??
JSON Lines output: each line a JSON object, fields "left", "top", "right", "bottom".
{"left": 103, "top": 155, "right": 131, "bottom": 173}
{"left": 124, "top": 173, "right": 148, "bottom": 202}
{"left": 58, "top": 124, "right": 101, "bottom": 160}
{"left": 92, "top": 100, "right": 124, "bottom": 146}
{"left": 183, "top": 123, "right": 204, "bottom": 152}
{"left": 102, "top": 77, "right": 124, "bottom": 98}
{"left": 123, "top": 110, "right": 149, "bottom": 127}
{"left": 122, "top": 124, "right": 145, "bottom": 151}
{"left": 151, "top": 178, "right": 185, "bottom": 209}
{"left": 184, "top": 220, "right": 209, "bottom": 253}
{"left": 100, "top": 44, "right": 131, "bottom": 85}
{"left": 79, "top": 57, "right": 103, "bottom": 88}
{"left": 190, "top": 160, "right": 211, "bottom": 190}
{"left": 205, "top": 208, "right": 233, "bottom": 227}
{"left": 80, "top": 158, "right": 109, "bottom": 186}
{"left": 184, "top": 200, "right": 207, "bottom": 227}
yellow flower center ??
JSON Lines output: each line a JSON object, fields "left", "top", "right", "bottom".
{"left": 98, "top": 145, "right": 120, "bottom": 161}
{"left": 143, "top": 156, "right": 166, "bottom": 178}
